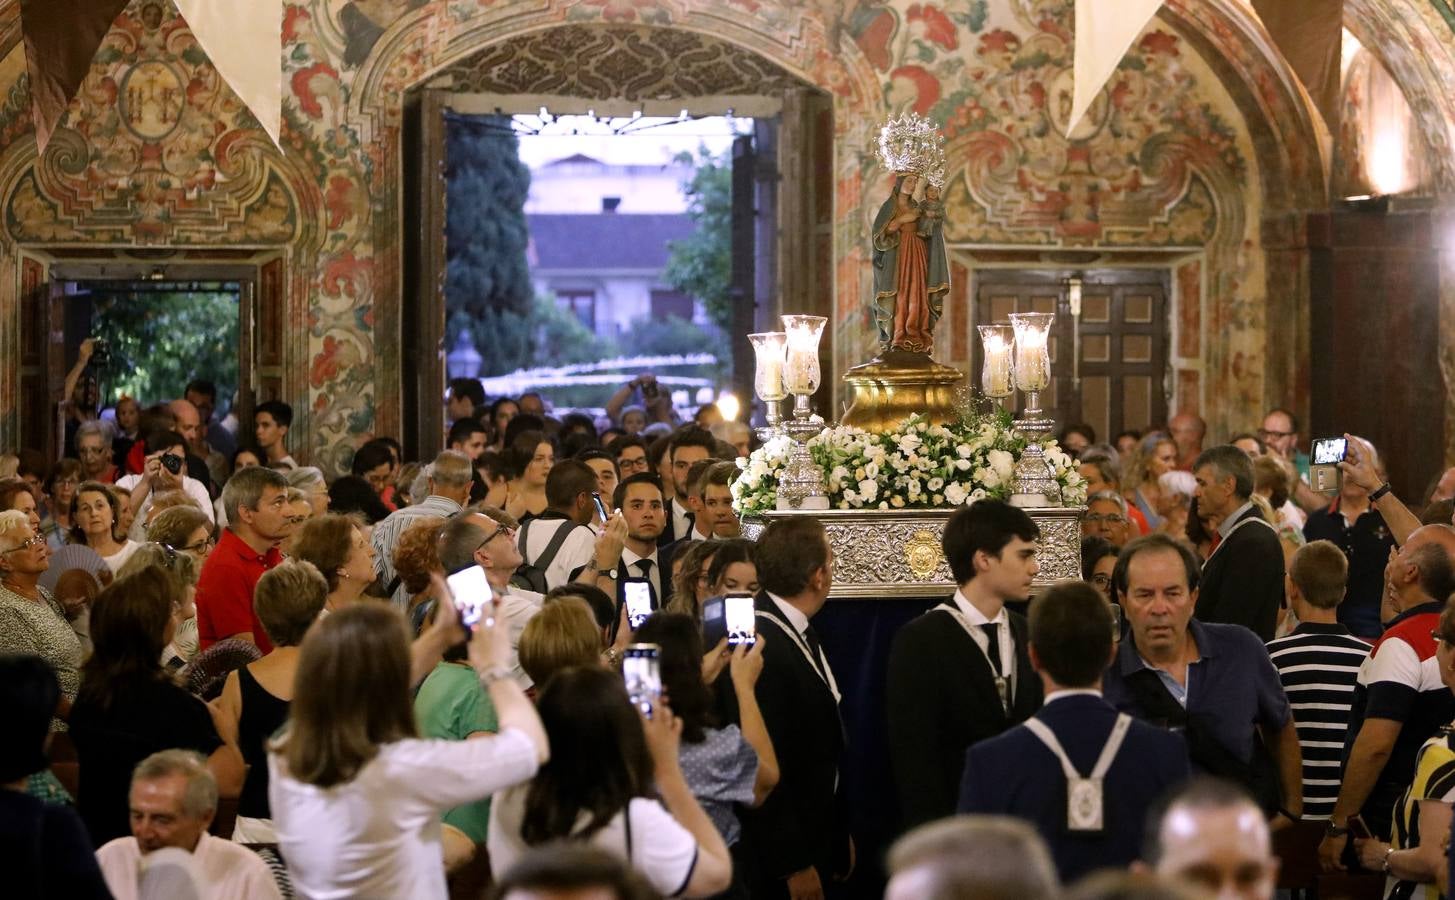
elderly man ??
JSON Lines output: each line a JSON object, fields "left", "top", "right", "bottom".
{"left": 1193, "top": 445, "right": 1286, "bottom": 640}
{"left": 1317, "top": 524, "right": 1455, "bottom": 869}
{"left": 1082, "top": 490, "right": 1135, "bottom": 546}
{"left": 437, "top": 509, "right": 541, "bottom": 687}
{"left": 1169, "top": 412, "right": 1206, "bottom": 472}
{"left": 96, "top": 750, "right": 281, "bottom": 900}
{"left": 1302, "top": 436, "right": 1397, "bottom": 638}
{"left": 1144, "top": 778, "right": 1279, "bottom": 900}
{"left": 372, "top": 450, "right": 475, "bottom": 607}
{"left": 1103, "top": 534, "right": 1303, "bottom": 824}
{"left": 195, "top": 466, "right": 291, "bottom": 651}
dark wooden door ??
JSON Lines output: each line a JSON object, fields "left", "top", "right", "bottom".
{"left": 973, "top": 270, "right": 1169, "bottom": 440}
{"left": 18, "top": 253, "right": 62, "bottom": 458}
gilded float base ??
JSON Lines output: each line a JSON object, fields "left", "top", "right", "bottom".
{"left": 840, "top": 350, "right": 965, "bottom": 432}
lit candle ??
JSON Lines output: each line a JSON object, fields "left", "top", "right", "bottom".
{"left": 749, "top": 332, "right": 788, "bottom": 402}
{"left": 1010, "top": 312, "right": 1054, "bottom": 393}
{"left": 781, "top": 315, "right": 827, "bottom": 395}
{"left": 983, "top": 334, "right": 1011, "bottom": 396}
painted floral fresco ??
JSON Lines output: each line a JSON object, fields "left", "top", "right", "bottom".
{"left": 0, "top": 0, "right": 1447, "bottom": 465}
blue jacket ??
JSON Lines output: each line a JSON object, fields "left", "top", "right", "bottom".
{"left": 958, "top": 692, "right": 1190, "bottom": 881}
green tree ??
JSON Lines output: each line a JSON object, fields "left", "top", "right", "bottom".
{"left": 90, "top": 289, "right": 238, "bottom": 405}
{"left": 444, "top": 113, "right": 535, "bottom": 375}
{"left": 663, "top": 146, "right": 733, "bottom": 333}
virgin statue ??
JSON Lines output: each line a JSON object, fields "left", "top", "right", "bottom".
{"left": 871, "top": 173, "right": 950, "bottom": 355}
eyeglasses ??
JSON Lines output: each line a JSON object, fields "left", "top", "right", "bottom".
{"left": 618, "top": 457, "right": 649, "bottom": 473}
{"left": 476, "top": 524, "right": 513, "bottom": 553}
{"left": 1084, "top": 513, "right": 1128, "bottom": 525}
{"left": 177, "top": 537, "right": 215, "bottom": 554}
{"left": 2, "top": 533, "right": 45, "bottom": 554}
{"left": 77, "top": 446, "right": 109, "bottom": 456}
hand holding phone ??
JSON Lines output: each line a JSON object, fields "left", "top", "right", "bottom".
{"left": 446, "top": 565, "right": 495, "bottom": 632}
{"left": 724, "top": 594, "right": 757, "bottom": 646}
{"left": 1311, "top": 436, "right": 1348, "bottom": 493}
{"left": 624, "top": 643, "right": 661, "bottom": 719}
{"left": 624, "top": 579, "right": 653, "bottom": 630}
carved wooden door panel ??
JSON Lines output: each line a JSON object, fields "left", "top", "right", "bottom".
{"left": 973, "top": 271, "right": 1168, "bottom": 441}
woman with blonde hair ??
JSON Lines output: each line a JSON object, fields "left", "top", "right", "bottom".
{"left": 269, "top": 598, "right": 548, "bottom": 899}
{"left": 289, "top": 513, "right": 377, "bottom": 615}
{"left": 1122, "top": 434, "right": 1178, "bottom": 531}
{"left": 0, "top": 509, "right": 80, "bottom": 726}
{"left": 217, "top": 559, "right": 328, "bottom": 843}
{"left": 518, "top": 597, "right": 603, "bottom": 691}
{"left": 146, "top": 504, "right": 214, "bottom": 564}
{"left": 117, "top": 542, "right": 201, "bottom": 668}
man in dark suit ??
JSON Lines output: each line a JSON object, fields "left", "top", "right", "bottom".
{"left": 739, "top": 516, "right": 851, "bottom": 900}
{"left": 609, "top": 473, "right": 679, "bottom": 612}
{"left": 887, "top": 500, "right": 1045, "bottom": 832}
{"left": 958, "top": 581, "right": 1190, "bottom": 880}
{"left": 658, "top": 427, "right": 714, "bottom": 547}
{"left": 1193, "top": 445, "right": 1285, "bottom": 640}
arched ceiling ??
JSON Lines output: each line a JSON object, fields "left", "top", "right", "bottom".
{"left": 434, "top": 23, "right": 809, "bottom": 100}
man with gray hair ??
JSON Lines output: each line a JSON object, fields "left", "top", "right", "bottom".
{"left": 372, "top": 449, "right": 475, "bottom": 607}
{"left": 885, "top": 815, "right": 1059, "bottom": 900}
{"left": 196, "top": 465, "right": 291, "bottom": 651}
{"left": 95, "top": 749, "right": 281, "bottom": 900}
{"left": 437, "top": 509, "right": 541, "bottom": 686}
{"left": 1193, "top": 444, "right": 1286, "bottom": 640}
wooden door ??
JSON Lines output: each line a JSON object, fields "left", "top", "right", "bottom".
{"left": 973, "top": 270, "right": 1169, "bottom": 440}
{"left": 17, "top": 252, "right": 62, "bottom": 458}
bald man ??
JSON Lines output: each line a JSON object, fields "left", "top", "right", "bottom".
{"left": 1318, "top": 524, "right": 1455, "bottom": 870}
{"left": 1169, "top": 413, "right": 1206, "bottom": 472}
{"left": 168, "top": 398, "right": 225, "bottom": 494}
{"left": 1146, "top": 779, "right": 1278, "bottom": 900}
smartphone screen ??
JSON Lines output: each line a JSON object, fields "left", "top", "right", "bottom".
{"left": 725, "top": 593, "right": 756, "bottom": 646}
{"left": 592, "top": 492, "right": 608, "bottom": 521}
{"left": 623, "top": 643, "right": 661, "bottom": 718}
{"left": 445, "top": 565, "right": 493, "bottom": 630}
{"left": 624, "top": 579, "right": 653, "bottom": 630}
{"left": 1312, "top": 437, "right": 1348, "bottom": 465}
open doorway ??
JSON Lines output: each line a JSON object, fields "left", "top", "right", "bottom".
{"left": 443, "top": 112, "right": 745, "bottom": 421}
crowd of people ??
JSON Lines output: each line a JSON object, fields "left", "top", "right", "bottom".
{"left": 5, "top": 368, "right": 1455, "bottom": 900}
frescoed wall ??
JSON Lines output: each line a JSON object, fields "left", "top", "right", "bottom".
{"left": 0, "top": 0, "right": 1449, "bottom": 467}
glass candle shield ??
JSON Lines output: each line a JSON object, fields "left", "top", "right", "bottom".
{"left": 977, "top": 324, "right": 1014, "bottom": 398}
{"left": 781, "top": 315, "right": 827, "bottom": 395}
{"left": 748, "top": 332, "right": 788, "bottom": 402}
{"left": 1009, "top": 312, "right": 1055, "bottom": 393}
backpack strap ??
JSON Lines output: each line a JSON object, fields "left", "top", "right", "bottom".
{"left": 533, "top": 520, "right": 580, "bottom": 574}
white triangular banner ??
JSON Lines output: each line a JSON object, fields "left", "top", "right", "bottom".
{"left": 1068, "top": 0, "right": 1165, "bottom": 138}
{"left": 172, "top": 0, "right": 283, "bottom": 148}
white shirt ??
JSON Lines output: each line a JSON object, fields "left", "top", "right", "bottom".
{"left": 96, "top": 833, "right": 282, "bottom": 900}
{"left": 669, "top": 497, "right": 693, "bottom": 542}
{"left": 499, "top": 586, "right": 543, "bottom": 688}
{"left": 1043, "top": 688, "right": 1103, "bottom": 704}
{"left": 101, "top": 539, "right": 143, "bottom": 575}
{"left": 949, "top": 588, "right": 1016, "bottom": 687}
{"left": 269, "top": 729, "right": 540, "bottom": 900}
{"left": 517, "top": 516, "right": 596, "bottom": 590}
{"left": 115, "top": 473, "right": 216, "bottom": 542}
{"left": 621, "top": 546, "right": 662, "bottom": 602}
{"left": 489, "top": 791, "right": 698, "bottom": 897}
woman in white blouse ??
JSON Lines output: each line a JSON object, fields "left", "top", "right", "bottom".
{"left": 489, "top": 667, "right": 733, "bottom": 897}
{"left": 268, "top": 582, "right": 548, "bottom": 899}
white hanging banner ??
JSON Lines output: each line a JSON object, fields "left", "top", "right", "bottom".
{"left": 1068, "top": 0, "right": 1165, "bottom": 138}
{"left": 172, "top": 0, "right": 284, "bottom": 148}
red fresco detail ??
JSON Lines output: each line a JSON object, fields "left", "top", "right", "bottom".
{"left": 291, "top": 63, "right": 341, "bottom": 119}
{"left": 855, "top": 9, "right": 897, "bottom": 72}
{"left": 906, "top": 4, "right": 958, "bottom": 51}
{"left": 322, "top": 250, "right": 371, "bottom": 298}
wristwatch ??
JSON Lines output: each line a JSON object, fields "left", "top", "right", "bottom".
{"left": 1325, "top": 820, "right": 1350, "bottom": 838}
{"left": 1370, "top": 482, "right": 1393, "bottom": 503}
{"left": 587, "top": 563, "right": 617, "bottom": 579}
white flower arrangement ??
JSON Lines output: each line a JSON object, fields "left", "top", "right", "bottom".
{"left": 731, "top": 411, "right": 1087, "bottom": 517}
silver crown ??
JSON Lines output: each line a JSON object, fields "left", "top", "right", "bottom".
{"left": 877, "top": 113, "right": 947, "bottom": 188}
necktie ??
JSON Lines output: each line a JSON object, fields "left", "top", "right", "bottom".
{"left": 634, "top": 559, "right": 653, "bottom": 577}
{"left": 979, "top": 622, "right": 1003, "bottom": 675}
{"left": 803, "top": 624, "right": 829, "bottom": 681}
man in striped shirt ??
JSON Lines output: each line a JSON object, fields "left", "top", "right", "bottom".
{"left": 371, "top": 449, "right": 474, "bottom": 606}
{"left": 1266, "top": 540, "right": 1371, "bottom": 819}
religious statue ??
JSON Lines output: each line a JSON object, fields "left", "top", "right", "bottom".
{"left": 871, "top": 114, "right": 950, "bottom": 356}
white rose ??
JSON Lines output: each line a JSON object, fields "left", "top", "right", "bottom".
{"left": 988, "top": 449, "right": 1015, "bottom": 483}
{"left": 928, "top": 477, "right": 945, "bottom": 491}
{"left": 955, "top": 458, "right": 971, "bottom": 472}
{"left": 945, "top": 482, "right": 969, "bottom": 505}
{"left": 970, "top": 488, "right": 988, "bottom": 503}
{"left": 956, "top": 443, "right": 973, "bottom": 458}
{"left": 858, "top": 478, "right": 878, "bottom": 500}
{"left": 830, "top": 465, "right": 850, "bottom": 485}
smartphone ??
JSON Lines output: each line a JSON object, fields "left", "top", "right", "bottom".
{"left": 725, "top": 594, "right": 757, "bottom": 646}
{"left": 592, "top": 492, "right": 608, "bottom": 521}
{"left": 623, "top": 578, "right": 653, "bottom": 630}
{"left": 623, "top": 643, "right": 661, "bottom": 719}
{"left": 1311, "top": 436, "right": 1348, "bottom": 493}
{"left": 445, "top": 564, "right": 494, "bottom": 631}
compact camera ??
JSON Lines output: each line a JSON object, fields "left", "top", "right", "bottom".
{"left": 160, "top": 453, "right": 185, "bottom": 476}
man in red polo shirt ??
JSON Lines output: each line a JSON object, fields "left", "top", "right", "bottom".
{"left": 196, "top": 465, "right": 292, "bottom": 652}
